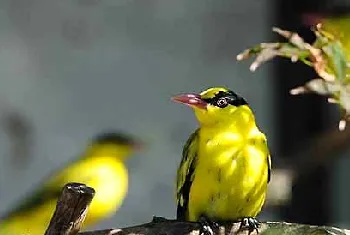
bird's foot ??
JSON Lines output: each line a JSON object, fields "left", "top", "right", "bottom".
{"left": 198, "top": 215, "right": 219, "bottom": 235}
{"left": 238, "top": 217, "right": 260, "bottom": 234}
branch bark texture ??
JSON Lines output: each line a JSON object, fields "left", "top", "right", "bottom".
{"left": 79, "top": 217, "right": 350, "bottom": 235}
{"left": 44, "top": 182, "right": 95, "bottom": 235}
{"left": 42, "top": 183, "right": 350, "bottom": 235}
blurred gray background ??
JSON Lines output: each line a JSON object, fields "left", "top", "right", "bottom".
{"left": 0, "top": 0, "right": 275, "bottom": 230}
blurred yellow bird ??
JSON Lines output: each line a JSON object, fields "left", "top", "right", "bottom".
{"left": 173, "top": 87, "right": 271, "bottom": 234}
{"left": 0, "top": 131, "right": 141, "bottom": 235}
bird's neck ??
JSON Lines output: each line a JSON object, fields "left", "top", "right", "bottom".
{"left": 204, "top": 105, "right": 256, "bottom": 128}
{"left": 199, "top": 105, "right": 259, "bottom": 140}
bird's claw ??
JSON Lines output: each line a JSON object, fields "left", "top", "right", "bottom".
{"left": 198, "top": 216, "right": 219, "bottom": 235}
{"left": 239, "top": 217, "right": 260, "bottom": 234}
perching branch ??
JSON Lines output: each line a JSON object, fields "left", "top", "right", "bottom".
{"left": 43, "top": 183, "right": 350, "bottom": 235}
{"left": 78, "top": 217, "right": 350, "bottom": 235}
{"left": 44, "top": 182, "right": 95, "bottom": 235}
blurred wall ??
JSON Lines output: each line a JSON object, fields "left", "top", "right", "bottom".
{"left": 332, "top": 152, "right": 350, "bottom": 228}
{"left": 327, "top": 0, "right": 350, "bottom": 228}
{"left": 0, "top": 0, "right": 274, "bottom": 230}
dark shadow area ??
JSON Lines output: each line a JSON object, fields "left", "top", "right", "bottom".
{"left": 275, "top": 0, "right": 331, "bottom": 226}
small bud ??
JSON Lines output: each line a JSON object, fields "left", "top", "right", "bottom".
{"left": 339, "top": 120, "right": 346, "bottom": 131}
{"left": 328, "top": 98, "right": 337, "bottom": 104}
{"left": 290, "top": 86, "right": 306, "bottom": 95}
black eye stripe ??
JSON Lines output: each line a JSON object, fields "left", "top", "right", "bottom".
{"left": 202, "top": 90, "right": 247, "bottom": 108}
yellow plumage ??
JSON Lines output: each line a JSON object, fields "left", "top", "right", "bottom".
{"left": 173, "top": 87, "right": 271, "bottom": 231}
{"left": 0, "top": 132, "right": 140, "bottom": 235}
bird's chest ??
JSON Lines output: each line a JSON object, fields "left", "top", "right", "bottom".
{"left": 188, "top": 133, "right": 268, "bottom": 220}
{"left": 195, "top": 136, "right": 255, "bottom": 191}
{"left": 196, "top": 131, "right": 249, "bottom": 179}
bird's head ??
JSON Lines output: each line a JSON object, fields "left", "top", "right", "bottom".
{"left": 172, "top": 87, "right": 251, "bottom": 126}
{"left": 87, "top": 131, "right": 143, "bottom": 161}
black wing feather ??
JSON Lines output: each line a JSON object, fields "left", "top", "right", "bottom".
{"left": 176, "top": 129, "right": 199, "bottom": 220}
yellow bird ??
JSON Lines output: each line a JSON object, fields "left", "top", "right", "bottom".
{"left": 0, "top": 131, "right": 141, "bottom": 235}
{"left": 172, "top": 87, "right": 271, "bottom": 234}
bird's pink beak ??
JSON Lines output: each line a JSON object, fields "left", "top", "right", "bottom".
{"left": 172, "top": 93, "right": 208, "bottom": 109}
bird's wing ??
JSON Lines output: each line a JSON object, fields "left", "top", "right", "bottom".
{"left": 176, "top": 129, "right": 199, "bottom": 220}
{"left": 263, "top": 134, "right": 271, "bottom": 183}
{"left": 1, "top": 158, "right": 93, "bottom": 220}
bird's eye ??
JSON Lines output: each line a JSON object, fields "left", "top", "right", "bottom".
{"left": 216, "top": 98, "right": 228, "bottom": 108}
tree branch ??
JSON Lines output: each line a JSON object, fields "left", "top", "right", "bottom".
{"left": 44, "top": 182, "right": 95, "bottom": 235}
{"left": 78, "top": 217, "right": 350, "bottom": 235}
{"left": 42, "top": 183, "right": 350, "bottom": 235}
